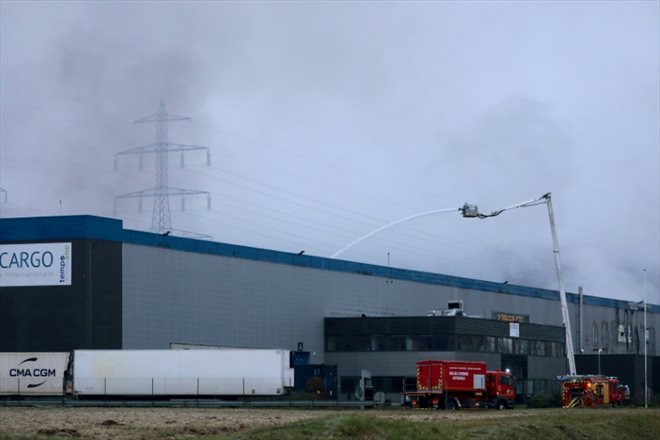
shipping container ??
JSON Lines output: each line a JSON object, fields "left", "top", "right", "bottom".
{"left": 0, "top": 352, "right": 70, "bottom": 396}
{"left": 73, "top": 349, "right": 294, "bottom": 397}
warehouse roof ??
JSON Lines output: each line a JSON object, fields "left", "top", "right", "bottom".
{"left": 1, "top": 215, "right": 656, "bottom": 313}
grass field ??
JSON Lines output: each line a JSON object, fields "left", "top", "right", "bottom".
{"left": 239, "top": 408, "right": 660, "bottom": 440}
{"left": 1, "top": 406, "right": 659, "bottom": 439}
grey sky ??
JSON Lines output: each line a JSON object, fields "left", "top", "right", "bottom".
{"left": 1, "top": 1, "right": 658, "bottom": 303}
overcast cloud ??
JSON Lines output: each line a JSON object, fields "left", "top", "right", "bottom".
{"left": 1, "top": 1, "right": 658, "bottom": 303}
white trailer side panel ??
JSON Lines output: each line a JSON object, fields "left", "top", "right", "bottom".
{"left": 73, "top": 349, "right": 294, "bottom": 396}
{"left": 0, "top": 352, "right": 69, "bottom": 396}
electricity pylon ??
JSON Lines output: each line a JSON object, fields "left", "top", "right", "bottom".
{"left": 114, "top": 101, "right": 211, "bottom": 237}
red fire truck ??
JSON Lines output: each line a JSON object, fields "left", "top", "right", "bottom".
{"left": 560, "top": 375, "right": 628, "bottom": 408}
{"left": 402, "top": 360, "right": 516, "bottom": 410}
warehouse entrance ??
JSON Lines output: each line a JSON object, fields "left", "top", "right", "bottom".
{"left": 501, "top": 354, "right": 527, "bottom": 379}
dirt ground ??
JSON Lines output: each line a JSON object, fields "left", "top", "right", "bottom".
{"left": 1, "top": 407, "right": 337, "bottom": 439}
{"left": 1, "top": 407, "right": 330, "bottom": 439}
{"left": 0, "top": 406, "right": 646, "bottom": 439}
{"left": 2, "top": 406, "right": 482, "bottom": 439}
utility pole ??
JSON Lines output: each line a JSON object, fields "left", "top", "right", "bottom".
{"left": 114, "top": 101, "right": 212, "bottom": 236}
{"left": 593, "top": 347, "right": 606, "bottom": 375}
{"left": 579, "top": 286, "right": 584, "bottom": 354}
{"left": 643, "top": 268, "right": 647, "bottom": 408}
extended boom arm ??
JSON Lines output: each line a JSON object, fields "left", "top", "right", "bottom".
{"left": 471, "top": 193, "right": 576, "bottom": 375}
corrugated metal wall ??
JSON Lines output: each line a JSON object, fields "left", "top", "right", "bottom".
{"left": 122, "top": 243, "right": 660, "bottom": 362}
{"left": 121, "top": 244, "right": 566, "bottom": 362}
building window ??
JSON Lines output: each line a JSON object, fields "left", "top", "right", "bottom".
{"left": 433, "top": 334, "right": 453, "bottom": 351}
{"left": 371, "top": 335, "right": 405, "bottom": 351}
{"left": 497, "top": 337, "right": 513, "bottom": 354}
{"left": 484, "top": 336, "right": 497, "bottom": 353}
{"left": 532, "top": 340, "right": 546, "bottom": 356}
{"left": 326, "top": 335, "right": 370, "bottom": 352}
{"left": 406, "top": 335, "right": 432, "bottom": 351}
{"left": 327, "top": 333, "right": 561, "bottom": 356}
{"left": 548, "top": 341, "right": 565, "bottom": 358}
{"left": 325, "top": 318, "right": 564, "bottom": 357}
{"left": 514, "top": 339, "right": 529, "bottom": 355}
{"left": 372, "top": 377, "right": 405, "bottom": 394}
{"left": 458, "top": 335, "right": 479, "bottom": 352}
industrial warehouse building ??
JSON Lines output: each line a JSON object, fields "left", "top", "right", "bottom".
{"left": 1, "top": 215, "right": 658, "bottom": 403}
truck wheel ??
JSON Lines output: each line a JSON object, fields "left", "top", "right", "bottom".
{"left": 446, "top": 399, "right": 458, "bottom": 410}
{"left": 497, "top": 401, "right": 507, "bottom": 410}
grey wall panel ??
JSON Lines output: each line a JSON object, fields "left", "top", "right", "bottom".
{"left": 122, "top": 243, "right": 660, "bottom": 364}
{"left": 123, "top": 244, "right": 331, "bottom": 356}
{"left": 123, "top": 244, "right": 568, "bottom": 360}
{"left": 527, "top": 356, "right": 566, "bottom": 379}
{"left": 574, "top": 302, "right": 659, "bottom": 356}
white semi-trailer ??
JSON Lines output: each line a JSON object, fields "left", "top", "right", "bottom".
{"left": 73, "top": 349, "right": 294, "bottom": 397}
{"left": 0, "top": 352, "right": 70, "bottom": 396}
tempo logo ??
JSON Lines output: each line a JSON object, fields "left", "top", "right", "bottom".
{"left": 59, "top": 244, "right": 71, "bottom": 283}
